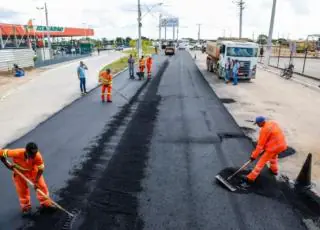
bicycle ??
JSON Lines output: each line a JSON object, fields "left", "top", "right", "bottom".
{"left": 280, "top": 63, "right": 294, "bottom": 79}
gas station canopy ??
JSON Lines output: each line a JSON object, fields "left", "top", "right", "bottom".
{"left": 0, "top": 23, "right": 94, "bottom": 38}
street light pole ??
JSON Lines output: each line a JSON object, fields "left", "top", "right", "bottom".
{"left": 264, "top": 0, "right": 277, "bottom": 66}
{"left": 137, "top": 0, "right": 142, "bottom": 58}
{"left": 44, "top": 2, "right": 52, "bottom": 56}
{"left": 159, "top": 14, "right": 162, "bottom": 46}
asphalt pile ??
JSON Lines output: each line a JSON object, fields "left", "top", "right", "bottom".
{"left": 23, "top": 60, "right": 169, "bottom": 230}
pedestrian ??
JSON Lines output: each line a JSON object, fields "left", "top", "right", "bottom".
{"left": 224, "top": 57, "right": 232, "bottom": 83}
{"left": 97, "top": 48, "right": 100, "bottom": 55}
{"left": 232, "top": 59, "right": 240, "bottom": 85}
{"left": 146, "top": 55, "right": 153, "bottom": 79}
{"left": 242, "top": 116, "right": 287, "bottom": 187}
{"left": 128, "top": 54, "right": 135, "bottom": 79}
{"left": 77, "top": 61, "right": 88, "bottom": 95}
{"left": 99, "top": 68, "right": 113, "bottom": 103}
{"left": 0, "top": 142, "right": 55, "bottom": 216}
{"left": 138, "top": 55, "right": 145, "bottom": 80}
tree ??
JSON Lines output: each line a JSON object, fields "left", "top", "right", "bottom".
{"left": 129, "top": 39, "right": 136, "bottom": 48}
{"left": 257, "top": 34, "right": 268, "bottom": 45}
{"left": 116, "top": 37, "right": 124, "bottom": 45}
{"left": 125, "top": 37, "right": 132, "bottom": 46}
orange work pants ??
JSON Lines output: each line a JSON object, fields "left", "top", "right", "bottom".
{"left": 101, "top": 84, "right": 112, "bottom": 101}
{"left": 147, "top": 65, "right": 151, "bottom": 77}
{"left": 13, "top": 171, "right": 51, "bottom": 211}
{"left": 247, "top": 151, "right": 279, "bottom": 182}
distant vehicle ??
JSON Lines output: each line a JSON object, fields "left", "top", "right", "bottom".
{"left": 165, "top": 41, "right": 175, "bottom": 55}
{"left": 115, "top": 46, "right": 124, "bottom": 51}
{"left": 188, "top": 44, "right": 195, "bottom": 50}
{"left": 195, "top": 43, "right": 202, "bottom": 50}
{"left": 178, "top": 43, "right": 187, "bottom": 50}
{"left": 206, "top": 40, "right": 259, "bottom": 80}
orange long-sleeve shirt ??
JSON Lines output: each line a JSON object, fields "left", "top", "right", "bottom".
{"left": 251, "top": 121, "right": 287, "bottom": 158}
{"left": 99, "top": 72, "right": 112, "bottom": 85}
{"left": 0, "top": 149, "right": 45, "bottom": 171}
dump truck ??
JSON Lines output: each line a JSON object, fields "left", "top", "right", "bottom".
{"left": 206, "top": 40, "right": 259, "bottom": 80}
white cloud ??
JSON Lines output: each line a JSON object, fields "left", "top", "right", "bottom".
{"left": 0, "top": 0, "right": 319, "bottom": 40}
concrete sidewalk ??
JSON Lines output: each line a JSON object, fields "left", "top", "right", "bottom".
{"left": 0, "top": 51, "right": 126, "bottom": 148}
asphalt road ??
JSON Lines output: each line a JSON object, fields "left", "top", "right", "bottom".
{"left": 0, "top": 51, "right": 308, "bottom": 230}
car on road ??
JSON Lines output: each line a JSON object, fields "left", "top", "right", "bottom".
{"left": 178, "top": 43, "right": 188, "bottom": 50}
{"left": 115, "top": 46, "right": 124, "bottom": 51}
{"left": 165, "top": 42, "right": 176, "bottom": 55}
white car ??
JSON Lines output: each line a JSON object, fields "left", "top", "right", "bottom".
{"left": 178, "top": 43, "right": 187, "bottom": 50}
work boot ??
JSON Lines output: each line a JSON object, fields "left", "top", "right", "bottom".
{"left": 22, "top": 207, "right": 32, "bottom": 217}
{"left": 107, "top": 100, "right": 112, "bottom": 103}
{"left": 240, "top": 176, "right": 254, "bottom": 189}
{"left": 101, "top": 100, "right": 105, "bottom": 103}
{"left": 269, "top": 168, "right": 278, "bottom": 176}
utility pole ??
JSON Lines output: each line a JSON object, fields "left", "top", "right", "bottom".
{"left": 197, "top": 24, "right": 201, "bottom": 43}
{"left": 233, "top": 0, "right": 245, "bottom": 38}
{"left": 164, "top": 19, "right": 167, "bottom": 41}
{"left": 265, "top": 0, "right": 277, "bottom": 66}
{"left": 173, "top": 26, "right": 175, "bottom": 41}
{"left": 137, "top": 0, "right": 142, "bottom": 58}
{"left": 159, "top": 14, "right": 162, "bottom": 45}
{"left": 44, "top": 2, "right": 52, "bottom": 57}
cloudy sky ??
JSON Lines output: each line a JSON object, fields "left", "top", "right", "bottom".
{"left": 0, "top": 0, "right": 318, "bottom": 40}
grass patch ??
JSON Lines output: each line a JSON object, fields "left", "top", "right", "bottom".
{"left": 100, "top": 56, "right": 129, "bottom": 75}
{"left": 123, "top": 46, "right": 155, "bottom": 58}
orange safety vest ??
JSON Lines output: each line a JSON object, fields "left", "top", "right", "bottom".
{"left": 139, "top": 58, "right": 145, "bottom": 67}
{"left": 251, "top": 121, "right": 287, "bottom": 158}
{"left": 0, "top": 148, "right": 45, "bottom": 171}
{"left": 100, "top": 72, "right": 113, "bottom": 85}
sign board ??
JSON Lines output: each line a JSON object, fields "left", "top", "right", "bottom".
{"left": 35, "top": 26, "right": 64, "bottom": 32}
{"left": 161, "top": 18, "right": 179, "bottom": 27}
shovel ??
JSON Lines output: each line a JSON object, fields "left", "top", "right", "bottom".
{"left": 215, "top": 160, "right": 252, "bottom": 192}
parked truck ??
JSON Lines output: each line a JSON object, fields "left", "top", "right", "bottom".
{"left": 206, "top": 40, "right": 259, "bottom": 80}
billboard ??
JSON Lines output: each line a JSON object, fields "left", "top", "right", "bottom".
{"left": 161, "top": 18, "right": 179, "bottom": 27}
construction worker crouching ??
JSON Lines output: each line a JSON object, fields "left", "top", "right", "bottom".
{"left": 99, "top": 68, "right": 113, "bottom": 103}
{"left": 0, "top": 142, "right": 54, "bottom": 216}
{"left": 138, "top": 56, "right": 145, "bottom": 80}
{"left": 243, "top": 116, "right": 287, "bottom": 187}
{"left": 146, "top": 55, "right": 153, "bottom": 79}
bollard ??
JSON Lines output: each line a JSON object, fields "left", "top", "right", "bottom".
{"left": 295, "top": 153, "right": 312, "bottom": 190}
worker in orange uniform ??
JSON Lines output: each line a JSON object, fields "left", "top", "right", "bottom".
{"left": 99, "top": 68, "right": 112, "bottom": 103}
{"left": 243, "top": 116, "right": 287, "bottom": 187}
{"left": 138, "top": 56, "right": 145, "bottom": 80}
{"left": 0, "top": 142, "right": 54, "bottom": 216}
{"left": 146, "top": 55, "right": 153, "bottom": 79}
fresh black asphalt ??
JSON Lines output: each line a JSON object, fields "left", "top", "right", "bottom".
{"left": 0, "top": 51, "right": 310, "bottom": 230}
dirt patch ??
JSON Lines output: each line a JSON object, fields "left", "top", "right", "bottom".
{"left": 220, "top": 98, "right": 236, "bottom": 104}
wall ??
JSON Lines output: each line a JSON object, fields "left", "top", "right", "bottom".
{"left": 0, "top": 49, "right": 34, "bottom": 72}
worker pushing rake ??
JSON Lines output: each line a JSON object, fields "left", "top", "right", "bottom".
{"left": 216, "top": 116, "right": 288, "bottom": 191}
{"left": 0, "top": 143, "right": 74, "bottom": 218}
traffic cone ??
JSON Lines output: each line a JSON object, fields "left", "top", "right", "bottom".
{"left": 295, "top": 153, "right": 312, "bottom": 189}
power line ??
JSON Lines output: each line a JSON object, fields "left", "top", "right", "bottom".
{"left": 233, "top": 0, "right": 245, "bottom": 38}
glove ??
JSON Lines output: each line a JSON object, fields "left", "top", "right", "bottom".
{"left": 34, "top": 182, "right": 39, "bottom": 190}
{"left": 250, "top": 157, "right": 256, "bottom": 161}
